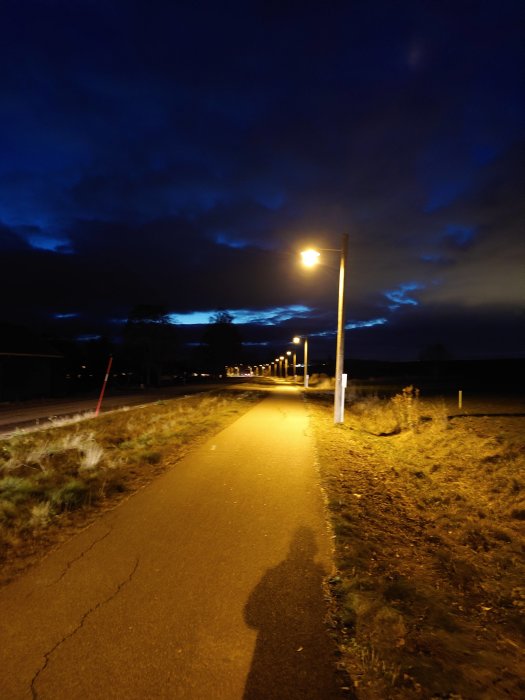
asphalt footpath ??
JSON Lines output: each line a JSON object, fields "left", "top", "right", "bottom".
{"left": 1, "top": 386, "right": 350, "bottom": 699}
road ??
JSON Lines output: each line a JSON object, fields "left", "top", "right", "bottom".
{"left": 0, "top": 385, "right": 349, "bottom": 699}
{"left": 0, "top": 383, "right": 228, "bottom": 435}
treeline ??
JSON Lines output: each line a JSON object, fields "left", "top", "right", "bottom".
{"left": 0, "top": 308, "right": 244, "bottom": 401}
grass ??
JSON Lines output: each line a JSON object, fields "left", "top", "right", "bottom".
{"left": 0, "top": 389, "right": 263, "bottom": 583}
{"left": 308, "top": 387, "right": 525, "bottom": 699}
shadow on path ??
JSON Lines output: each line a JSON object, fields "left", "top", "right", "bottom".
{"left": 243, "top": 527, "right": 351, "bottom": 699}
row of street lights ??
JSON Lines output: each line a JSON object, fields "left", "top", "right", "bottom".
{"left": 300, "top": 234, "right": 348, "bottom": 423}
{"left": 267, "top": 335, "right": 308, "bottom": 387}
{"left": 265, "top": 233, "right": 348, "bottom": 424}
{"left": 229, "top": 234, "right": 348, "bottom": 424}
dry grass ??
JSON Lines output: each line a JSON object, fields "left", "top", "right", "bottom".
{"left": 0, "top": 390, "right": 263, "bottom": 583}
{"left": 308, "top": 388, "right": 525, "bottom": 699}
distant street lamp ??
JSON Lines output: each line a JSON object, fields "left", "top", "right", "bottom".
{"left": 300, "top": 233, "right": 348, "bottom": 423}
{"left": 293, "top": 335, "right": 309, "bottom": 388}
{"left": 285, "top": 351, "right": 291, "bottom": 379}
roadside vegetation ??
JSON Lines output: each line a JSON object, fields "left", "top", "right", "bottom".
{"left": 307, "top": 386, "right": 525, "bottom": 699}
{"left": 0, "top": 390, "right": 263, "bottom": 583}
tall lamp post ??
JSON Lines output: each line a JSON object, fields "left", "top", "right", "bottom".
{"left": 293, "top": 335, "right": 309, "bottom": 388}
{"left": 285, "top": 351, "right": 291, "bottom": 379}
{"left": 300, "top": 233, "right": 348, "bottom": 423}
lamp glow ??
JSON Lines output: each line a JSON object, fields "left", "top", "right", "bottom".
{"left": 300, "top": 249, "right": 320, "bottom": 267}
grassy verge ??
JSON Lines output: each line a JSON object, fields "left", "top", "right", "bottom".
{"left": 0, "top": 389, "right": 264, "bottom": 584}
{"left": 307, "top": 388, "right": 525, "bottom": 699}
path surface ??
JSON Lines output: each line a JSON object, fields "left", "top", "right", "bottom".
{"left": 1, "top": 386, "right": 347, "bottom": 699}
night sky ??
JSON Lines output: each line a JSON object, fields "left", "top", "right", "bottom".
{"left": 1, "top": 0, "right": 524, "bottom": 362}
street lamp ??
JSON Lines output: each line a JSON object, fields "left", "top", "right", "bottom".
{"left": 293, "top": 335, "right": 309, "bottom": 389}
{"left": 285, "top": 351, "right": 291, "bottom": 379}
{"left": 286, "top": 350, "right": 295, "bottom": 381}
{"left": 300, "top": 233, "right": 348, "bottom": 423}
{"left": 300, "top": 249, "right": 321, "bottom": 267}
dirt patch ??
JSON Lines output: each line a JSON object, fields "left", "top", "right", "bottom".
{"left": 308, "top": 391, "right": 525, "bottom": 699}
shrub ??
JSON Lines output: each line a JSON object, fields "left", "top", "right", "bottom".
{"left": 29, "top": 502, "right": 52, "bottom": 529}
{"left": 390, "top": 385, "right": 420, "bottom": 431}
{"left": 0, "top": 476, "right": 35, "bottom": 503}
{"left": 49, "top": 479, "right": 90, "bottom": 510}
{"left": 80, "top": 442, "right": 105, "bottom": 471}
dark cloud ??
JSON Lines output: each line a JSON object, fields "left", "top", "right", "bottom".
{"left": 0, "top": 0, "right": 523, "bottom": 360}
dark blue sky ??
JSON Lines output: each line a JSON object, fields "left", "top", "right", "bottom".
{"left": 1, "top": 0, "right": 524, "bottom": 361}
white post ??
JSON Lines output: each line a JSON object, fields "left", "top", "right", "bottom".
{"left": 304, "top": 338, "right": 309, "bottom": 389}
{"left": 334, "top": 234, "right": 348, "bottom": 424}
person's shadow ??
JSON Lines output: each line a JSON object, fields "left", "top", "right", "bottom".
{"left": 243, "top": 526, "right": 350, "bottom": 699}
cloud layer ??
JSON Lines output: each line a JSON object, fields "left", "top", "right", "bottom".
{"left": 0, "top": 0, "right": 523, "bottom": 360}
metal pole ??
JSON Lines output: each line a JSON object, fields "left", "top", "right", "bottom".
{"left": 95, "top": 355, "right": 113, "bottom": 417}
{"left": 304, "top": 338, "right": 309, "bottom": 388}
{"left": 334, "top": 233, "right": 348, "bottom": 423}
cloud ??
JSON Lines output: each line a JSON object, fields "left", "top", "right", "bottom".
{"left": 0, "top": 1, "right": 523, "bottom": 361}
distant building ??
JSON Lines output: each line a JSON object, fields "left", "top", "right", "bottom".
{"left": 0, "top": 323, "right": 64, "bottom": 401}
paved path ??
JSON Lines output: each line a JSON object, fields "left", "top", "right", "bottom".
{"left": 1, "top": 387, "right": 347, "bottom": 699}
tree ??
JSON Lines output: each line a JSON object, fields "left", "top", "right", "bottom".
{"left": 123, "top": 305, "right": 179, "bottom": 386}
{"left": 202, "top": 311, "right": 242, "bottom": 374}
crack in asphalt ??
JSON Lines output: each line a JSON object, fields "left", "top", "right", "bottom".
{"left": 30, "top": 557, "right": 140, "bottom": 699}
{"left": 46, "top": 527, "right": 113, "bottom": 587}
{"left": 22, "top": 527, "right": 113, "bottom": 601}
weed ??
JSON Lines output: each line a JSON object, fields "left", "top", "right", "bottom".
{"left": 0, "top": 476, "right": 35, "bottom": 503}
{"left": 0, "top": 499, "right": 17, "bottom": 523}
{"left": 80, "top": 441, "right": 104, "bottom": 470}
{"left": 29, "top": 502, "right": 52, "bottom": 528}
{"left": 49, "top": 478, "right": 90, "bottom": 510}
{"left": 141, "top": 451, "right": 162, "bottom": 465}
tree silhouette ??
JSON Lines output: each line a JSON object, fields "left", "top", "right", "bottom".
{"left": 201, "top": 310, "right": 242, "bottom": 373}
{"left": 124, "top": 305, "right": 179, "bottom": 386}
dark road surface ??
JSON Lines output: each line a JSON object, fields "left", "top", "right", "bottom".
{"left": 0, "top": 384, "right": 226, "bottom": 435}
{"left": 0, "top": 386, "right": 348, "bottom": 699}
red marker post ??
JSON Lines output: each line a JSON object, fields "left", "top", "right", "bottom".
{"left": 95, "top": 355, "right": 113, "bottom": 417}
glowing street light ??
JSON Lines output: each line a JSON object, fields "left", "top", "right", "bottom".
{"left": 285, "top": 350, "right": 291, "bottom": 378}
{"left": 290, "top": 349, "right": 297, "bottom": 381}
{"left": 300, "top": 234, "right": 348, "bottom": 423}
{"left": 300, "top": 249, "right": 321, "bottom": 267}
{"left": 293, "top": 335, "right": 309, "bottom": 388}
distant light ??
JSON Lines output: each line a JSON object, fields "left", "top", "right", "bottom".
{"left": 293, "top": 336, "right": 301, "bottom": 344}
{"left": 300, "top": 249, "right": 320, "bottom": 267}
